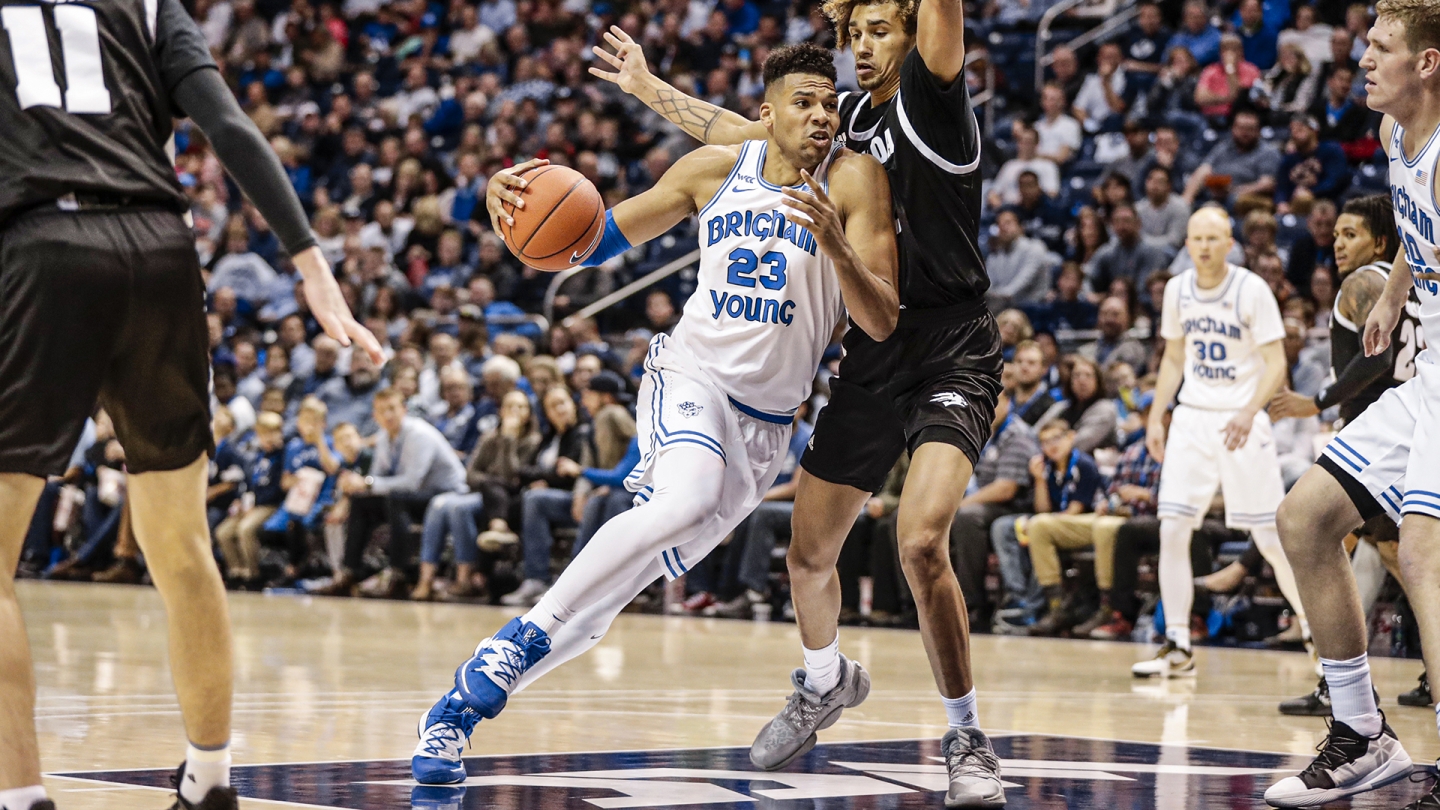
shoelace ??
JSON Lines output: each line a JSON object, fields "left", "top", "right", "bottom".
{"left": 473, "top": 640, "right": 527, "bottom": 688}
{"left": 1402, "top": 770, "right": 1440, "bottom": 810}
{"left": 1299, "top": 719, "right": 1368, "bottom": 782}
{"left": 946, "top": 738, "right": 1001, "bottom": 780}
{"left": 420, "top": 700, "right": 480, "bottom": 758}
{"left": 781, "top": 691, "right": 824, "bottom": 730}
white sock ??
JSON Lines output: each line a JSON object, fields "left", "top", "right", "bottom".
{"left": 1433, "top": 703, "right": 1439, "bottom": 739}
{"left": 0, "top": 786, "right": 47, "bottom": 810}
{"left": 943, "top": 688, "right": 979, "bottom": 728}
{"left": 1159, "top": 518, "right": 1195, "bottom": 652}
{"left": 181, "top": 742, "right": 231, "bottom": 805}
{"left": 524, "top": 593, "right": 575, "bottom": 636}
{"left": 1321, "top": 654, "right": 1381, "bottom": 736}
{"left": 803, "top": 636, "right": 842, "bottom": 695}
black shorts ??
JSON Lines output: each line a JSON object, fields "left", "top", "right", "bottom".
{"left": 801, "top": 305, "right": 1003, "bottom": 493}
{"left": 0, "top": 208, "right": 213, "bottom": 476}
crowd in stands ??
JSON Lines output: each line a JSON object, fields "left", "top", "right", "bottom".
{"left": 12, "top": 0, "right": 1401, "bottom": 648}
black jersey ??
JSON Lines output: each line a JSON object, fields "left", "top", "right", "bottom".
{"left": 0, "top": 0, "right": 214, "bottom": 224}
{"left": 837, "top": 49, "right": 987, "bottom": 313}
{"left": 1328, "top": 262, "right": 1426, "bottom": 422}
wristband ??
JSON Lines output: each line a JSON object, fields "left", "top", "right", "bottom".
{"left": 581, "top": 210, "right": 633, "bottom": 266}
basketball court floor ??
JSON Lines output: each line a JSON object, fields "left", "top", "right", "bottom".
{"left": 21, "top": 580, "right": 1440, "bottom": 809}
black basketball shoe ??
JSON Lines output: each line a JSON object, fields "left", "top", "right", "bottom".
{"left": 1399, "top": 671, "right": 1432, "bottom": 708}
{"left": 1280, "top": 678, "right": 1332, "bottom": 716}
{"left": 168, "top": 762, "right": 238, "bottom": 810}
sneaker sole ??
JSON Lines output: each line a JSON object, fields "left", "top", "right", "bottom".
{"left": 1264, "top": 753, "right": 1414, "bottom": 808}
{"left": 1277, "top": 704, "right": 1330, "bottom": 717}
{"left": 751, "top": 666, "right": 871, "bottom": 772}
{"left": 1131, "top": 666, "right": 1196, "bottom": 679}
{"left": 945, "top": 786, "right": 1008, "bottom": 808}
{"left": 1397, "top": 697, "right": 1433, "bottom": 707}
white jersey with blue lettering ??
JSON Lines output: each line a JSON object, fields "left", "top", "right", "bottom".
{"left": 1160, "top": 264, "right": 1285, "bottom": 411}
{"left": 670, "top": 139, "right": 848, "bottom": 419}
{"left": 1390, "top": 121, "right": 1440, "bottom": 359}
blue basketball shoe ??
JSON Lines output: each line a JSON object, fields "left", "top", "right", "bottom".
{"left": 453, "top": 618, "right": 552, "bottom": 718}
{"left": 410, "top": 785, "right": 466, "bottom": 810}
{"left": 412, "top": 618, "right": 552, "bottom": 784}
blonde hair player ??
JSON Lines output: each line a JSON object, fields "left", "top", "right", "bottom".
{"left": 1138, "top": 206, "right": 1305, "bottom": 678}
{"left": 1262, "top": 0, "right": 1440, "bottom": 806}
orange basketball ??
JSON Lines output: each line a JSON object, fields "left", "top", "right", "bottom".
{"left": 498, "top": 165, "right": 605, "bottom": 272}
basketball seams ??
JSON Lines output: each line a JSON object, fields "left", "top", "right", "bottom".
{"left": 519, "top": 176, "right": 585, "bottom": 257}
{"left": 501, "top": 165, "right": 558, "bottom": 245}
{"left": 529, "top": 185, "right": 604, "bottom": 262}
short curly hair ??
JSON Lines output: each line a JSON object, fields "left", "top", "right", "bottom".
{"left": 822, "top": 0, "right": 919, "bottom": 49}
{"left": 762, "top": 43, "right": 839, "bottom": 89}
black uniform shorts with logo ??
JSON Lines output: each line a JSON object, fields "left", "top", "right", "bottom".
{"left": 801, "top": 303, "right": 1003, "bottom": 494}
{"left": 0, "top": 207, "right": 213, "bottom": 477}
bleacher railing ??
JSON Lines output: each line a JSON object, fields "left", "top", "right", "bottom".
{"left": 545, "top": 248, "right": 702, "bottom": 329}
{"left": 1035, "top": 0, "right": 1141, "bottom": 93}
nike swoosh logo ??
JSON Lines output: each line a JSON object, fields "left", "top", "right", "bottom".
{"left": 570, "top": 221, "right": 607, "bottom": 265}
{"left": 590, "top": 633, "right": 604, "bottom": 640}
{"left": 732, "top": 185, "right": 753, "bottom": 193}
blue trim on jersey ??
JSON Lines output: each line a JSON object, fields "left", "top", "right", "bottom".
{"left": 1403, "top": 489, "right": 1440, "bottom": 504}
{"left": 1157, "top": 502, "right": 1199, "bottom": 515}
{"left": 1333, "top": 437, "right": 1371, "bottom": 465}
{"left": 654, "top": 372, "right": 725, "bottom": 460}
{"left": 1382, "top": 490, "right": 1401, "bottom": 513}
{"left": 661, "top": 549, "right": 680, "bottom": 579}
{"left": 1389, "top": 485, "right": 1403, "bottom": 502}
{"left": 728, "top": 396, "right": 793, "bottom": 424}
{"left": 1397, "top": 122, "right": 1440, "bottom": 168}
{"left": 1326, "top": 447, "right": 1365, "bottom": 474}
{"left": 754, "top": 142, "right": 812, "bottom": 193}
{"left": 697, "top": 142, "right": 750, "bottom": 220}
{"left": 1190, "top": 265, "right": 1239, "bottom": 303}
{"left": 669, "top": 547, "right": 689, "bottom": 574}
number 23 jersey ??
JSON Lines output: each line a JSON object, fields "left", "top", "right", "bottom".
{"left": 1161, "top": 264, "right": 1285, "bottom": 411}
{"left": 0, "top": 0, "right": 214, "bottom": 223}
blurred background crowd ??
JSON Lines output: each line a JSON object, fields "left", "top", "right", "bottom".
{"left": 11, "top": 0, "right": 1417, "bottom": 657}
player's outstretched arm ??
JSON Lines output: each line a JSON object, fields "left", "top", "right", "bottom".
{"left": 590, "top": 26, "right": 767, "bottom": 145}
{"left": 781, "top": 154, "right": 900, "bottom": 341}
{"left": 577, "top": 146, "right": 741, "bottom": 265}
{"left": 917, "top": 0, "right": 967, "bottom": 84}
{"left": 1290, "top": 270, "right": 1394, "bottom": 416}
{"left": 171, "top": 69, "right": 382, "bottom": 364}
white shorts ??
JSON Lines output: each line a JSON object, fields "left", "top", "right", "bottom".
{"left": 1156, "top": 404, "right": 1285, "bottom": 529}
{"left": 1320, "top": 355, "right": 1440, "bottom": 523}
{"left": 625, "top": 335, "right": 791, "bottom": 580}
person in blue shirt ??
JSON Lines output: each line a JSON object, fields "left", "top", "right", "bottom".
{"left": 260, "top": 398, "right": 341, "bottom": 586}
{"left": 1275, "top": 114, "right": 1351, "bottom": 209}
{"left": 215, "top": 412, "right": 287, "bottom": 586}
{"left": 1166, "top": 0, "right": 1222, "bottom": 66}
{"left": 991, "top": 419, "right": 1103, "bottom": 630}
{"left": 208, "top": 406, "right": 248, "bottom": 534}
{"left": 572, "top": 436, "right": 642, "bottom": 559}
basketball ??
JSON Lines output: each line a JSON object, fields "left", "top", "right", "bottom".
{"left": 498, "top": 165, "right": 605, "bottom": 271}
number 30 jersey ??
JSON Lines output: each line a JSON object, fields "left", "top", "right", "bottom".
{"left": 0, "top": 0, "right": 213, "bottom": 224}
{"left": 1160, "top": 264, "right": 1285, "bottom": 411}
{"left": 1391, "top": 121, "right": 1440, "bottom": 365}
{"left": 671, "top": 139, "right": 847, "bottom": 419}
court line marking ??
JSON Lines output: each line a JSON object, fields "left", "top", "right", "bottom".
{"left": 45, "top": 774, "right": 338, "bottom": 809}
{"left": 48, "top": 730, "right": 1305, "bottom": 777}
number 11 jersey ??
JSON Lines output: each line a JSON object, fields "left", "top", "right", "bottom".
{"left": 0, "top": 0, "right": 213, "bottom": 224}
{"left": 1160, "top": 264, "right": 1286, "bottom": 411}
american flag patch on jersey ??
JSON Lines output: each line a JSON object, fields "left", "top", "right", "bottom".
{"left": 1419, "top": 168, "right": 1431, "bottom": 186}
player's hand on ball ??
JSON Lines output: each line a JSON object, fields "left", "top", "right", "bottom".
{"left": 589, "top": 26, "right": 652, "bottom": 93}
{"left": 1363, "top": 294, "right": 1403, "bottom": 356}
{"left": 486, "top": 158, "right": 550, "bottom": 232}
{"left": 294, "top": 246, "right": 384, "bottom": 366}
{"left": 1221, "top": 410, "right": 1254, "bottom": 451}
{"left": 781, "top": 171, "right": 844, "bottom": 257}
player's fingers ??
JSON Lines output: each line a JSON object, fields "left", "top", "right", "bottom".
{"left": 603, "top": 31, "right": 627, "bottom": 51}
{"left": 783, "top": 211, "right": 816, "bottom": 231}
{"left": 315, "top": 310, "right": 351, "bottom": 347}
{"left": 497, "top": 188, "right": 525, "bottom": 208}
{"left": 347, "top": 318, "right": 386, "bottom": 365}
{"left": 802, "top": 170, "right": 830, "bottom": 202}
{"left": 591, "top": 47, "right": 623, "bottom": 68}
{"left": 611, "top": 24, "right": 636, "bottom": 44}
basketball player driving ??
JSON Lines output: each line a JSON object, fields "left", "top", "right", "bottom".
{"left": 410, "top": 44, "right": 899, "bottom": 785}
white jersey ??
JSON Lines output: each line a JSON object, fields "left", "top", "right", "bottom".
{"left": 670, "top": 139, "right": 847, "bottom": 418}
{"left": 1160, "top": 264, "right": 1285, "bottom": 410}
{"left": 1390, "top": 121, "right": 1440, "bottom": 364}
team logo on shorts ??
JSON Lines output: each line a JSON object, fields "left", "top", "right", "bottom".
{"left": 930, "top": 392, "right": 968, "bottom": 409}
{"left": 678, "top": 401, "right": 702, "bottom": 417}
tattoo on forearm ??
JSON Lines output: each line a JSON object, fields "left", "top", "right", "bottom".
{"left": 650, "top": 87, "right": 725, "bottom": 140}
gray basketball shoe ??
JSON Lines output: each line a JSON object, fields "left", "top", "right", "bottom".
{"left": 750, "top": 655, "right": 870, "bottom": 770}
{"left": 942, "top": 727, "right": 1007, "bottom": 808}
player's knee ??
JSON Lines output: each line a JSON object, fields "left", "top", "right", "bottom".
{"left": 1398, "top": 526, "right": 1440, "bottom": 586}
{"left": 1275, "top": 498, "right": 1330, "bottom": 565}
{"left": 897, "top": 528, "right": 952, "bottom": 582}
{"left": 786, "top": 537, "right": 834, "bottom": 579}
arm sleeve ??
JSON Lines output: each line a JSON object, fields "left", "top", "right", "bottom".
{"left": 1315, "top": 346, "right": 1394, "bottom": 410}
{"left": 169, "top": 69, "right": 318, "bottom": 256}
